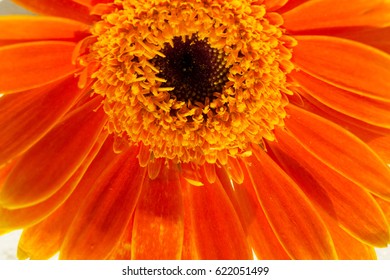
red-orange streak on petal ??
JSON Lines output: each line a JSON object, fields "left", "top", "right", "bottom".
{"left": 132, "top": 165, "right": 184, "bottom": 260}
{"left": 278, "top": 0, "right": 309, "bottom": 13}
{"left": 0, "top": 41, "right": 79, "bottom": 94}
{"left": 186, "top": 171, "right": 252, "bottom": 259}
{"left": 291, "top": 70, "right": 390, "bottom": 128}
{"left": 263, "top": 0, "right": 288, "bottom": 11}
{"left": 338, "top": 27, "right": 390, "bottom": 55}
{"left": 73, "top": 0, "right": 113, "bottom": 6}
{"left": 0, "top": 97, "right": 106, "bottom": 209}
{"left": 285, "top": 105, "right": 390, "bottom": 201}
{"left": 269, "top": 130, "right": 390, "bottom": 247}
{"left": 60, "top": 146, "right": 145, "bottom": 260}
{"left": 12, "top": 0, "right": 96, "bottom": 24}
{"left": 246, "top": 148, "right": 337, "bottom": 259}
{"left": 0, "top": 133, "right": 106, "bottom": 233}
{"left": 16, "top": 136, "right": 119, "bottom": 260}
{"left": 216, "top": 166, "right": 290, "bottom": 259}
{"left": 0, "top": 16, "right": 90, "bottom": 46}
{"left": 0, "top": 76, "right": 85, "bottom": 165}
{"left": 292, "top": 36, "right": 390, "bottom": 102}
{"left": 292, "top": 93, "right": 390, "bottom": 136}
{"left": 283, "top": 0, "right": 390, "bottom": 31}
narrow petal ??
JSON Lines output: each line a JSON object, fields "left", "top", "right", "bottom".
{"left": 0, "top": 41, "right": 78, "bottom": 94}
{"left": 270, "top": 129, "right": 390, "bottom": 247}
{"left": 283, "top": 0, "right": 390, "bottom": 31}
{"left": 246, "top": 147, "right": 337, "bottom": 259}
{"left": 0, "top": 97, "right": 106, "bottom": 208}
{"left": 132, "top": 165, "right": 184, "bottom": 260}
{"left": 0, "top": 76, "right": 85, "bottom": 165}
{"left": 286, "top": 105, "right": 390, "bottom": 201}
{"left": 0, "top": 133, "right": 105, "bottom": 232}
{"left": 0, "top": 16, "right": 89, "bottom": 46}
{"left": 184, "top": 170, "right": 252, "bottom": 259}
{"left": 60, "top": 146, "right": 145, "bottom": 260}
{"left": 292, "top": 35, "right": 390, "bottom": 102}
{"left": 16, "top": 136, "right": 119, "bottom": 260}
{"left": 291, "top": 70, "right": 390, "bottom": 128}
{"left": 12, "top": 0, "right": 96, "bottom": 24}
{"left": 216, "top": 167, "right": 290, "bottom": 259}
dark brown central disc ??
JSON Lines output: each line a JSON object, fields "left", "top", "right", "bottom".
{"left": 151, "top": 35, "right": 230, "bottom": 104}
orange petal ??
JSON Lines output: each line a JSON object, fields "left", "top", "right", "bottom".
{"left": 12, "top": 0, "right": 96, "bottom": 24}
{"left": 245, "top": 147, "right": 337, "bottom": 259}
{"left": 131, "top": 164, "right": 184, "bottom": 260}
{"left": 0, "top": 41, "right": 79, "bottom": 94}
{"left": 184, "top": 169, "right": 252, "bottom": 259}
{"left": 0, "top": 76, "right": 85, "bottom": 165}
{"left": 291, "top": 70, "right": 390, "bottom": 128}
{"left": 292, "top": 35, "right": 390, "bottom": 102}
{"left": 0, "top": 97, "right": 106, "bottom": 208}
{"left": 323, "top": 216, "right": 376, "bottom": 260}
{"left": 16, "top": 136, "right": 119, "bottom": 260}
{"left": 270, "top": 129, "right": 390, "bottom": 247}
{"left": 365, "top": 135, "right": 390, "bottom": 164}
{"left": 283, "top": 0, "right": 390, "bottom": 32}
{"left": 60, "top": 146, "right": 145, "bottom": 260}
{"left": 216, "top": 166, "right": 290, "bottom": 259}
{"left": 0, "top": 133, "right": 105, "bottom": 233}
{"left": 106, "top": 217, "right": 133, "bottom": 260}
{"left": 0, "top": 16, "right": 89, "bottom": 46}
{"left": 286, "top": 105, "right": 390, "bottom": 201}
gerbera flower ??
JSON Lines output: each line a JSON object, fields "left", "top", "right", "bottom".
{"left": 0, "top": 0, "right": 389, "bottom": 260}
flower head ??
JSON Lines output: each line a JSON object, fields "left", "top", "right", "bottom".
{"left": 0, "top": 0, "right": 390, "bottom": 260}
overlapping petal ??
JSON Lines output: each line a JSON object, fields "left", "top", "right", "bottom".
{"left": 270, "top": 128, "right": 390, "bottom": 247}
{"left": 0, "top": 41, "right": 79, "bottom": 94}
{"left": 0, "top": 76, "right": 84, "bottom": 165}
{"left": 245, "top": 147, "right": 337, "bottom": 259}
{"left": 184, "top": 170, "right": 251, "bottom": 259}
{"left": 286, "top": 105, "right": 390, "bottom": 201}
{"left": 132, "top": 165, "right": 184, "bottom": 260}
{"left": 292, "top": 36, "right": 390, "bottom": 102}
{"left": 291, "top": 70, "right": 390, "bottom": 128}
{"left": 0, "top": 97, "right": 106, "bottom": 208}
{"left": 60, "top": 146, "right": 144, "bottom": 259}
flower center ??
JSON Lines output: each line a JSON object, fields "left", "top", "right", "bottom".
{"left": 151, "top": 35, "right": 229, "bottom": 104}
{"left": 87, "top": 0, "right": 297, "bottom": 165}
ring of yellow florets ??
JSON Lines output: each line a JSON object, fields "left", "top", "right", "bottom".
{"left": 90, "top": 0, "right": 296, "bottom": 164}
